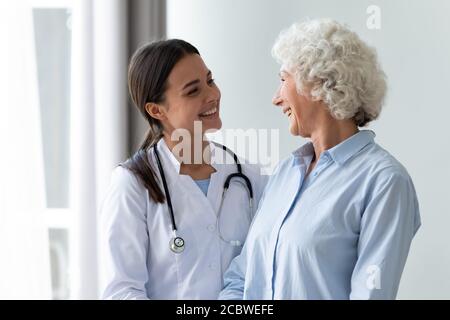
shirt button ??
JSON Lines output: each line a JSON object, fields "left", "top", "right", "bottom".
{"left": 207, "top": 224, "right": 215, "bottom": 232}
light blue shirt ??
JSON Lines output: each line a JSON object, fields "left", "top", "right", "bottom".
{"left": 219, "top": 130, "right": 421, "bottom": 300}
{"left": 194, "top": 178, "right": 210, "bottom": 196}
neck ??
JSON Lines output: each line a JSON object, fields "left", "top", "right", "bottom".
{"left": 162, "top": 132, "right": 211, "bottom": 167}
{"left": 309, "top": 119, "right": 359, "bottom": 162}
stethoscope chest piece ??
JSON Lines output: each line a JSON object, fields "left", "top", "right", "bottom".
{"left": 170, "top": 236, "right": 185, "bottom": 254}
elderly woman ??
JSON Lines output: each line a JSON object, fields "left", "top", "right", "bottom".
{"left": 219, "top": 19, "right": 421, "bottom": 300}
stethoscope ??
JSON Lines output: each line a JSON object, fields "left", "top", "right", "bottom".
{"left": 153, "top": 141, "right": 254, "bottom": 254}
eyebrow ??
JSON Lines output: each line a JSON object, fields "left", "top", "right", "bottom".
{"left": 182, "top": 70, "right": 212, "bottom": 90}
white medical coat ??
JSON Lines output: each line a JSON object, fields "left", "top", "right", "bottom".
{"left": 100, "top": 139, "right": 267, "bottom": 299}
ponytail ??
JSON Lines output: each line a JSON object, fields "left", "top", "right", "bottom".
{"left": 120, "top": 125, "right": 165, "bottom": 203}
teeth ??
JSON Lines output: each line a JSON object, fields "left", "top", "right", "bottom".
{"left": 200, "top": 107, "right": 217, "bottom": 116}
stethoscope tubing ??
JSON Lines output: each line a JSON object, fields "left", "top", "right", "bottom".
{"left": 153, "top": 141, "right": 253, "bottom": 253}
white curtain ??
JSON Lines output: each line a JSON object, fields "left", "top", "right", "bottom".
{"left": 70, "top": 0, "right": 128, "bottom": 299}
{"left": 0, "top": 0, "right": 162, "bottom": 299}
{"left": 0, "top": 2, "right": 51, "bottom": 299}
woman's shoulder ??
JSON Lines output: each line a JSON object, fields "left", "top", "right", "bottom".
{"left": 107, "top": 164, "right": 148, "bottom": 196}
{"left": 364, "top": 143, "right": 411, "bottom": 178}
{"left": 99, "top": 164, "right": 150, "bottom": 222}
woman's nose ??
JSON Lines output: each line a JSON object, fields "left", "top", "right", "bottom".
{"left": 207, "top": 85, "right": 221, "bottom": 103}
{"left": 272, "top": 91, "right": 283, "bottom": 107}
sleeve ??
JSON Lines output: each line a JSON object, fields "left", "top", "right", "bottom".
{"left": 349, "top": 171, "right": 421, "bottom": 299}
{"left": 253, "top": 170, "right": 269, "bottom": 219}
{"left": 218, "top": 243, "right": 248, "bottom": 300}
{"left": 99, "top": 166, "right": 150, "bottom": 300}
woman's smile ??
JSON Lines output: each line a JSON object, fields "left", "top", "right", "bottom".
{"left": 282, "top": 106, "right": 292, "bottom": 117}
{"left": 198, "top": 105, "right": 219, "bottom": 119}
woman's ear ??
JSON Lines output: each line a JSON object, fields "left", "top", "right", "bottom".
{"left": 145, "top": 102, "right": 166, "bottom": 121}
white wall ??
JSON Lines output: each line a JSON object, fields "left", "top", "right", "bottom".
{"left": 167, "top": 0, "right": 450, "bottom": 299}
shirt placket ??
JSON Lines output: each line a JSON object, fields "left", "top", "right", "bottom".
{"left": 268, "top": 163, "right": 306, "bottom": 298}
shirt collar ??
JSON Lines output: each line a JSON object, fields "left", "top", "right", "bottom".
{"left": 156, "top": 138, "right": 221, "bottom": 174}
{"left": 291, "top": 130, "right": 375, "bottom": 166}
{"left": 327, "top": 130, "right": 375, "bottom": 165}
{"left": 292, "top": 141, "right": 315, "bottom": 166}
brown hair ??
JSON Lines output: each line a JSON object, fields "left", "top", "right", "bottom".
{"left": 122, "top": 39, "right": 200, "bottom": 202}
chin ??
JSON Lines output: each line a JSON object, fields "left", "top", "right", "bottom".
{"left": 288, "top": 122, "right": 300, "bottom": 136}
{"left": 288, "top": 128, "right": 299, "bottom": 136}
{"left": 289, "top": 126, "right": 310, "bottom": 138}
{"left": 203, "top": 118, "right": 222, "bottom": 133}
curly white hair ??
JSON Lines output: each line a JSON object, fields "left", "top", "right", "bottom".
{"left": 272, "top": 19, "right": 387, "bottom": 126}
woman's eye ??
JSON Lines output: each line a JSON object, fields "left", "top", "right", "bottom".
{"left": 208, "top": 78, "right": 215, "bottom": 85}
{"left": 187, "top": 88, "right": 198, "bottom": 95}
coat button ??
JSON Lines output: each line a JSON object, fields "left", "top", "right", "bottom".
{"left": 207, "top": 224, "right": 216, "bottom": 232}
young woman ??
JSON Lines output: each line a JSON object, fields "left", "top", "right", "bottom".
{"left": 99, "top": 39, "right": 267, "bottom": 299}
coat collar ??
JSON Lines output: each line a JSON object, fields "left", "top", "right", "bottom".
{"left": 155, "top": 138, "right": 222, "bottom": 174}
